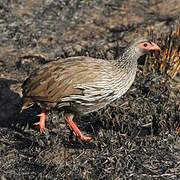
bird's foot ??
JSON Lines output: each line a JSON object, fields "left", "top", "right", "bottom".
{"left": 64, "top": 113, "right": 92, "bottom": 141}
{"left": 79, "top": 134, "right": 92, "bottom": 141}
{"left": 34, "top": 109, "right": 46, "bottom": 133}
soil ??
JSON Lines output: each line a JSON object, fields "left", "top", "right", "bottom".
{"left": 0, "top": 0, "right": 180, "bottom": 179}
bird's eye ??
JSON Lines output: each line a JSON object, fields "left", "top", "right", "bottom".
{"left": 144, "top": 43, "right": 148, "bottom": 47}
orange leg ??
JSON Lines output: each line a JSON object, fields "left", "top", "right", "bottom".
{"left": 34, "top": 108, "right": 46, "bottom": 133}
{"left": 64, "top": 113, "right": 92, "bottom": 141}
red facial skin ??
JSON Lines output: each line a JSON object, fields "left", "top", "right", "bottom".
{"left": 138, "top": 41, "right": 161, "bottom": 51}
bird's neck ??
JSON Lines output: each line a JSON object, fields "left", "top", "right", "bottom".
{"left": 115, "top": 47, "right": 140, "bottom": 70}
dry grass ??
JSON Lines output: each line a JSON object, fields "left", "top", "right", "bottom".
{"left": 148, "top": 24, "right": 180, "bottom": 79}
{"left": 160, "top": 24, "right": 180, "bottom": 79}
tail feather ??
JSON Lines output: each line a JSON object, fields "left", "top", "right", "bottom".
{"left": 20, "top": 97, "right": 33, "bottom": 113}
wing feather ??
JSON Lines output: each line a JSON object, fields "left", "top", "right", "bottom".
{"left": 22, "top": 56, "right": 113, "bottom": 108}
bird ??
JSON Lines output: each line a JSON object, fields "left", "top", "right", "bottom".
{"left": 21, "top": 37, "right": 160, "bottom": 141}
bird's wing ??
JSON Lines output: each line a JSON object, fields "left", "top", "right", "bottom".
{"left": 22, "top": 56, "right": 114, "bottom": 107}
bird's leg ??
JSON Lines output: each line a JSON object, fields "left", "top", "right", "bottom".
{"left": 34, "top": 108, "right": 46, "bottom": 133}
{"left": 64, "top": 113, "right": 92, "bottom": 141}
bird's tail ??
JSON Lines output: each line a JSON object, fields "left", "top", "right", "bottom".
{"left": 20, "top": 97, "right": 33, "bottom": 113}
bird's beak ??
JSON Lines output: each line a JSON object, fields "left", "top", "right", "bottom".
{"left": 149, "top": 42, "right": 161, "bottom": 51}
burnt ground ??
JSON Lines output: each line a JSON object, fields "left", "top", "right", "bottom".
{"left": 0, "top": 0, "right": 180, "bottom": 179}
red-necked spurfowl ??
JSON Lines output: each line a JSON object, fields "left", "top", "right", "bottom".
{"left": 21, "top": 38, "right": 160, "bottom": 141}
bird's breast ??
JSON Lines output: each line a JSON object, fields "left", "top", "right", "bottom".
{"left": 111, "top": 65, "right": 137, "bottom": 100}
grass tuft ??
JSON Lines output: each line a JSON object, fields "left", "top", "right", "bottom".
{"left": 148, "top": 24, "right": 180, "bottom": 79}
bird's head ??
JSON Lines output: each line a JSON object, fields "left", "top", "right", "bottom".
{"left": 132, "top": 37, "right": 161, "bottom": 56}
